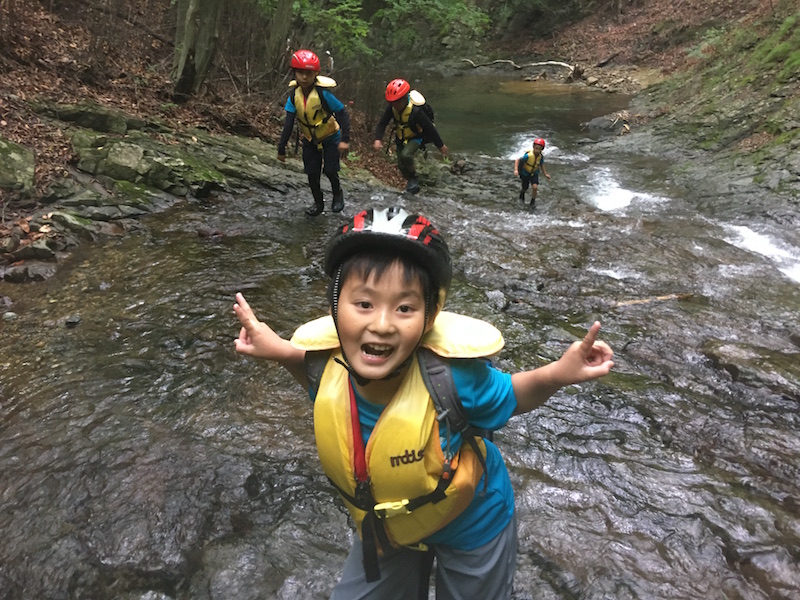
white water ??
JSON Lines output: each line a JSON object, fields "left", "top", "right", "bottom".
{"left": 723, "top": 224, "right": 800, "bottom": 284}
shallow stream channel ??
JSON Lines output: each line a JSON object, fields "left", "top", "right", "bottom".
{"left": 1, "top": 73, "right": 799, "bottom": 599}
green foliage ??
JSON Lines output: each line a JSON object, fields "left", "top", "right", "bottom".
{"left": 478, "top": 0, "right": 585, "bottom": 39}
{"left": 293, "top": 0, "right": 376, "bottom": 60}
{"left": 780, "top": 50, "right": 800, "bottom": 81}
{"left": 371, "top": 0, "right": 490, "bottom": 53}
{"left": 750, "top": 13, "right": 800, "bottom": 82}
{"left": 686, "top": 27, "right": 727, "bottom": 60}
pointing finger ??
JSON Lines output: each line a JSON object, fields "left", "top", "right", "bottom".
{"left": 580, "top": 321, "right": 602, "bottom": 353}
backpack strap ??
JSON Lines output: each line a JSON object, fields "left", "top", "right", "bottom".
{"left": 316, "top": 88, "right": 337, "bottom": 125}
{"left": 417, "top": 348, "right": 491, "bottom": 493}
{"left": 304, "top": 350, "right": 332, "bottom": 396}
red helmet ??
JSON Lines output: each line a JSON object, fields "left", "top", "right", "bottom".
{"left": 385, "top": 78, "right": 411, "bottom": 102}
{"left": 290, "top": 49, "right": 320, "bottom": 71}
{"left": 533, "top": 138, "right": 546, "bottom": 149}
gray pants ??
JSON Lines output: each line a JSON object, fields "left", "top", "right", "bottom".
{"left": 330, "top": 516, "right": 517, "bottom": 600}
{"left": 395, "top": 139, "right": 422, "bottom": 180}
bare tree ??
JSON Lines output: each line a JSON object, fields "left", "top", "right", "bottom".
{"left": 172, "top": 0, "right": 224, "bottom": 100}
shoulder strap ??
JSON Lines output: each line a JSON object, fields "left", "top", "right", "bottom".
{"left": 305, "top": 350, "right": 332, "bottom": 395}
{"left": 417, "top": 348, "right": 468, "bottom": 432}
{"left": 417, "top": 349, "right": 491, "bottom": 493}
{"left": 317, "top": 88, "right": 336, "bottom": 124}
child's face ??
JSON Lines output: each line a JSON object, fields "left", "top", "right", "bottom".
{"left": 533, "top": 144, "right": 543, "bottom": 154}
{"left": 295, "top": 69, "right": 318, "bottom": 90}
{"left": 336, "top": 261, "right": 430, "bottom": 381}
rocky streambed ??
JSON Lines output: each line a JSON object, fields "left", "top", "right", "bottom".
{"left": 0, "top": 72, "right": 799, "bottom": 598}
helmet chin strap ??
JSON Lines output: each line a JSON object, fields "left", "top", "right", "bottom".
{"left": 333, "top": 349, "right": 415, "bottom": 387}
{"left": 330, "top": 265, "right": 433, "bottom": 387}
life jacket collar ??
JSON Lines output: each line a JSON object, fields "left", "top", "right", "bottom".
{"left": 291, "top": 311, "right": 504, "bottom": 358}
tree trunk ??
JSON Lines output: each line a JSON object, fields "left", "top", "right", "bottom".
{"left": 172, "top": 0, "right": 224, "bottom": 101}
{"left": 265, "top": 0, "right": 294, "bottom": 76}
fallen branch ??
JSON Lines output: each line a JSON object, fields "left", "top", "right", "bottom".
{"left": 461, "top": 58, "right": 575, "bottom": 77}
{"left": 613, "top": 293, "right": 693, "bottom": 308}
{"left": 595, "top": 52, "right": 620, "bottom": 68}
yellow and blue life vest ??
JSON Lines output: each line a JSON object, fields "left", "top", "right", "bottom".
{"left": 522, "top": 149, "right": 543, "bottom": 174}
{"left": 290, "top": 312, "right": 504, "bottom": 548}
{"left": 290, "top": 76, "right": 340, "bottom": 144}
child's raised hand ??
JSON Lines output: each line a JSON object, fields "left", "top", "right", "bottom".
{"left": 559, "top": 321, "right": 614, "bottom": 383}
{"left": 511, "top": 321, "right": 614, "bottom": 415}
{"left": 233, "top": 292, "right": 290, "bottom": 360}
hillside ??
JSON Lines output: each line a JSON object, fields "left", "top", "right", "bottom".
{"left": 0, "top": 0, "right": 791, "bottom": 232}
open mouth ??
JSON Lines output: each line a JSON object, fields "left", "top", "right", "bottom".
{"left": 362, "top": 344, "right": 394, "bottom": 358}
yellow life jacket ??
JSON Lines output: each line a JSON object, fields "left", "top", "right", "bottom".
{"left": 522, "top": 149, "right": 543, "bottom": 174}
{"left": 392, "top": 89, "right": 427, "bottom": 142}
{"left": 289, "top": 76, "right": 340, "bottom": 144}
{"left": 290, "top": 312, "right": 504, "bottom": 548}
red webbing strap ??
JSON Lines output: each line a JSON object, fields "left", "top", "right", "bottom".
{"left": 347, "top": 380, "right": 381, "bottom": 582}
{"left": 348, "top": 380, "right": 368, "bottom": 483}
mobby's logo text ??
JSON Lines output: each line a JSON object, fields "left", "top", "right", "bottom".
{"left": 390, "top": 448, "right": 425, "bottom": 467}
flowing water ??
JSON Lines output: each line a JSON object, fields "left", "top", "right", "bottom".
{"left": 1, "top": 74, "right": 799, "bottom": 600}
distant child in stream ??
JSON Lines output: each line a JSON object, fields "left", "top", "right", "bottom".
{"left": 233, "top": 207, "right": 614, "bottom": 599}
{"left": 277, "top": 49, "right": 350, "bottom": 216}
{"left": 514, "top": 137, "right": 551, "bottom": 208}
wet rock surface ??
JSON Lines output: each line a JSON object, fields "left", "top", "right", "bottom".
{"left": 1, "top": 40, "right": 799, "bottom": 600}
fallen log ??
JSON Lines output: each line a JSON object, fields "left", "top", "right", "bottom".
{"left": 461, "top": 58, "right": 575, "bottom": 78}
{"left": 595, "top": 52, "right": 620, "bottom": 68}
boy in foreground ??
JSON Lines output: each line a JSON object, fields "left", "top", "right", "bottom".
{"left": 233, "top": 207, "right": 613, "bottom": 598}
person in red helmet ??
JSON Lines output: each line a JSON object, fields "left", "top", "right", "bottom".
{"left": 513, "top": 137, "right": 551, "bottom": 209}
{"left": 278, "top": 49, "right": 351, "bottom": 216}
{"left": 373, "top": 79, "right": 447, "bottom": 195}
{"left": 233, "top": 207, "right": 614, "bottom": 599}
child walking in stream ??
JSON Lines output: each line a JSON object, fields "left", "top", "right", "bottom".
{"left": 514, "top": 137, "right": 551, "bottom": 208}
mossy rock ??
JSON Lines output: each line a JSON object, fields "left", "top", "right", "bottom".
{"left": 0, "top": 136, "right": 35, "bottom": 193}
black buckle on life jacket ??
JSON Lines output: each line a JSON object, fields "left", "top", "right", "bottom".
{"left": 355, "top": 480, "right": 373, "bottom": 508}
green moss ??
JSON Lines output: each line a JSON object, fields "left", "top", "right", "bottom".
{"left": 646, "top": 9, "right": 800, "bottom": 163}
{"left": 779, "top": 49, "right": 800, "bottom": 81}
{"left": 112, "top": 180, "right": 158, "bottom": 206}
{"left": 765, "top": 41, "right": 793, "bottom": 63}
{"left": 183, "top": 163, "right": 227, "bottom": 183}
{"left": 750, "top": 13, "right": 800, "bottom": 71}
